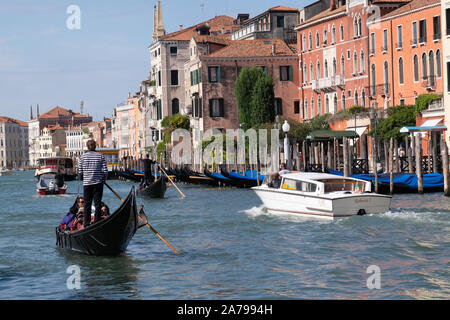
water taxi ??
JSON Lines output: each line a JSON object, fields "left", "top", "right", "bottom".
{"left": 252, "top": 172, "right": 392, "bottom": 220}
{"left": 35, "top": 157, "right": 76, "bottom": 181}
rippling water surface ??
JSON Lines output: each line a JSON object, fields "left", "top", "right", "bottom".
{"left": 0, "top": 172, "right": 448, "bottom": 299}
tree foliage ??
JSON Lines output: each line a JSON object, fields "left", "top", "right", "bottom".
{"left": 235, "top": 67, "right": 274, "bottom": 130}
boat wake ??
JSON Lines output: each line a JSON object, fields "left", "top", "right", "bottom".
{"left": 377, "top": 209, "right": 450, "bottom": 224}
{"left": 239, "top": 205, "right": 332, "bottom": 224}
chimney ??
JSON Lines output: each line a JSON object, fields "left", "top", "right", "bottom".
{"left": 37, "top": 104, "right": 40, "bottom": 118}
{"left": 30, "top": 105, "right": 33, "bottom": 120}
{"left": 330, "top": 0, "right": 336, "bottom": 10}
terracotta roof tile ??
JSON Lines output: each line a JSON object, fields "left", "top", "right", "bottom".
{"left": 204, "top": 39, "right": 296, "bottom": 58}
{"left": 297, "top": 6, "right": 346, "bottom": 28}
{"left": 0, "top": 116, "right": 28, "bottom": 126}
{"left": 268, "top": 5, "right": 299, "bottom": 12}
{"left": 39, "top": 106, "right": 90, "bottom": 119}
{"left": 380, "top": 0, "right": 440, "bottom": 19}
{"left": 159, "top": 15, "right": 235, "bottom": 41}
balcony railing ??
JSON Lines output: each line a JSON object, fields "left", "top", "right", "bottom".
{"left": 422, "top": 75, "right": 436, "bottom": 90}
{"left": 367, "top": 84, "right": 390, "bottom": 98}
{"left": 312, "top": 75, "right": 344, "bottom": 92}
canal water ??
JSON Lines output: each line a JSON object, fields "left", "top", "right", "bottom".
{"left": 0, "top": 171, "right": 448, "bottom": 299}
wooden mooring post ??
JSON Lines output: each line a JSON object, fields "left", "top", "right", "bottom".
{"left": 415, "top": 134, "right": 424, "bottom": 194}
{"left": 389, "top": 137, "right": 394, "bottom": 195}
{"left": 343, "top": 137, "right": 349, "bottom": 177}
{"left": 441, "top": 141, "right": 449, "bottom": 196}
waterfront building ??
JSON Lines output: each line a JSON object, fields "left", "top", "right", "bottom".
{"left": 0, "top": 117, "right": 29, "bottom": 169}
{"left": 230, "top": 6, "right": 299, "bottom": 43}
{"left": 441, "top": 0, "right": 450, "bottom": 147}
{"left": 144, "top": 0, "right": 236, "bottom": 144}
{"left": 66, "top": 129, "right": 88, "bottom": 159}
{"left": 38, "top": 125, "right": 67, "bottom": 159}
{"left": 185, "top": 37, "right": 298, "bottom": 148}
{"left": 368, "top": 0, "right": 444, "bottom": 154}
{"left": 28, "top": 105, "right": 92, "bottom": 166}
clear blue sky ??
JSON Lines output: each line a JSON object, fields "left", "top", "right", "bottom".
{"left": 0, "top": 0, "right": 305, "bottom": 122}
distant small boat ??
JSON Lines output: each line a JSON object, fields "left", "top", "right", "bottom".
{"left": 253, "top": 172, "right": 392, "bottom": 220}
{"left": 56, "top": 187, "right": 139, "bottom": 256}
{"left": 37, "top": 171, "right": 68, "bottom": 195}
{"left": 137, "top": 176, "right": 167, "bottom": 198}
{"left": 0, "top": 168, "right": 12, "bottom": 176}
{"left": 35, "top": 157, "right": 76, "bottom": 181}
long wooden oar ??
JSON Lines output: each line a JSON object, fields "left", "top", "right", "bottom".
{"left": 105, "top": 182, "right": 180, "bottom": 255}
{"left": 159, "top": 167, "right": 185, "bottom": 198}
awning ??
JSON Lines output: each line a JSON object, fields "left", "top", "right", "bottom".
{"left": 400, "top": 124, "right": 447, "bottom": 133}
{"left": 307, "top": 130, "right": 359, "bottom": 140}
{"left": 346, "top": 126, "right": 368, "bottom": 137}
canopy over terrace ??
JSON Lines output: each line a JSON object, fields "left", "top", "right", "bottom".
{"left": 306, "top": 130, "right": 359, "bottom": 141}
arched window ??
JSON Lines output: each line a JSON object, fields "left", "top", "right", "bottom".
{"left": 429, "top": 51, "right": 435, "bottom": 86}
{"left": 353, "top": 52, "right": 358, "bottom": 74}
{"left": 333, "top": 58, "right": 337, "bottom": 76}
{"left": 341, "top": 55, "right": 345, "bottom": 76}
{"left": 308, "top": 32, "right": 312, "bottom": 50}
{"left": 371, "top": 64, "right": 376, "bottom": 96}
{"left": 304, "top": 99, "right": 309, "bottom": 119}
{"left": 318, "top": 95, "right": 322, "bottom": 115}
{"left": 360, "top": 50, "right": 365, "bottom": 73}
{"left": 340, "top": 23, "right": 344, "bottom": 41}
{"left": 325, "top": 96, "right": 330, "bottom": 113}
{"left": 334, "top": 95, "right": 338, "bottom": 113}
{"left": 361, "top": 90, "right": 366, "bottom": 107}
{"left": 358, "top": 17, "right": 362, "bottom": 37}
{"left": 399, "top": 57, "right": 404, "bottom": 84}
{"left": 342, "top": 93, "right": 346, "bottom": 110}
{"left": 383, "top": 61, "right": 389, "bottom": 93}
{"left": 413, "top": 55, "right": 419, "bottom": 81}
{"left": 316, "top": 31, "right": 320, "bottom": 47}
{"left": 310, "top": 63, "right": 313, "bottom": 82}
{"left": 422, "top": 52, "right": 427, "bottom": 80}
{"left": 172, "top": 98, "right": 179, "bottom": 115}
{"left": 317, "top": 61, "right": 321, "bottom": 79}
{"left": 311, "top": 97, "right": 315, "bottom": 117}
{"left": 354, "top": 17, "right": 358, "bottom": 38}
{"left": 324, "top": 59, "right": 328, "bottom": 78}
{"left": 355, "top": 90, "right": 359, "bottom": 106}
{"left": 332, "top": 25, "right": 336, "bottom": 44}
{"left": 436, "top": 49, "right": 442, "bottom": 77}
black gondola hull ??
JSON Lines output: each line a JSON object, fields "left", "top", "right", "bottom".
{"left": 56, "top": 187, "right": 138, "bottom": 256}
{"left": 137, "top": 177, "right": 167, "bottom": 198}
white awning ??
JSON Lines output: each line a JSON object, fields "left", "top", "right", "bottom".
{"left": 421, "top": 118, "right": 443, "bottom": 127}
{"left": 346, "top": 126, "right": 368, "bottom": 137}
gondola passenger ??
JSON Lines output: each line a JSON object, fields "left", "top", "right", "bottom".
{"left": 60, "top": 197, "right": 83, "bottom": 230}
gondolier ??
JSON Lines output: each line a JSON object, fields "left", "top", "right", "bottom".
{"left": 78, "top": 139, "right": 108, "bottom": 228}
{"left": 141, "top": 154, "right": 155, "bottom": 187}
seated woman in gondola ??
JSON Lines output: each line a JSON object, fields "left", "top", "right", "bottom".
{"left": 60, "top": 197, "right": 84, "bottom": 230}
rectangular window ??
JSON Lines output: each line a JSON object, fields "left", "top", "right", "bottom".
{"left": 294, "top": 100, "right": 300, "bottom": 114}
{"left": 170, "top": 46, "right": 178, "bottom": 55}
{"left": 397, "top": 25, "right": 403, "bottom": 48}
{"left": 370, "top": 33, "right": 375, "bottom": 55}
{"left": 277, "top": 16, "right": 284, "bottom": 28}
{"left": 433, "top": 16, "right": 441, "bottom": 40}
{"left": 447, "top": 9, "right": 450, "bottom": 35}
{"left": 382, "top": 29, "right": 388, "bottom": 51}
{"left": 280, "top": 66, "right": 293, "bottom": 81}
{"left": 412, "top": 21, "right": 418, "bottom": 45}
{"left": 208, "top": 66, "right": 221, "bottom": 83}
{"left": 157, "top": 100, "right": 162, "bottom": 120}
{"left": 447, "top": 62, "right": 450, "bottom": 92}
{"left": 419, "top": 19, "right": 427, "bottom": 43}
{"left": 158, "top": 70, "right": 161, "bottom": 86}
{"left": 274, "top": 98, "right": 283, "bottom": 116}
{"left": 171, "top": 70, "right": 178, "bottom": 86}
{"left": 209, "top": 99, "right": 224, "bottom": 117}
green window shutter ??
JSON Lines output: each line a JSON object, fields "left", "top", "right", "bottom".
{"left": 219, "top": 99, "right": 224, "bottom": 117}
{"left": 217, "top": 67, "right": 221, "bottom": 83}
{"left": 199, "top": 68, "right": 202, "bottom": 83}
{"left": 208, "top": 67, "right": 212, "bottom": 83}
{"left": 190, "top": 71, "right": 193, "bottom": 86}
{"left": 279, "top": 66, "right": 283, "bottom": 80}
{"left": 288, "top": 66, "right": 293, "bottom": 81}
{"left": 199, "top": 98, "right": 202, "bottom": 118}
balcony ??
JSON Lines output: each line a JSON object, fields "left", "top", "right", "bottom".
{"left": 422, "top": 75, "right": 436, "bottom": 90}
{"left": 366, "top": 84, "right": 390, "bottom": 98}
{"left": 312, "top": 75, "right": 344, "bottom": 92}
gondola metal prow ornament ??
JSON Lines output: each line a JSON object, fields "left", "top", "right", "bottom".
{"left": 104, "top": 182, "right": 180, "bottom": 255}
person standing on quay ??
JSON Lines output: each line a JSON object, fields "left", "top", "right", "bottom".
{"left": 78, "top": 140, "right": 108, "bottom": 228}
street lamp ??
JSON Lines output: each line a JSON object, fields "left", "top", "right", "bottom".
{"left": 282, "top": 120, "right": 291, "bottom": 169}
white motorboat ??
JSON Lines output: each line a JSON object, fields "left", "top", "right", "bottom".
{"left": 252, "top": 172, "right": 392, "bottom": 220}
{"left": 0, "top": 168, "right": 12, "bottom": 176}
{"left": 37, "top": 173, "right": 68, "bottom": 195}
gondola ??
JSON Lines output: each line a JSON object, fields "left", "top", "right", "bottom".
{"left": 118, "top": 170, "right": 142, "bottom": 182}
{"left": 179, "top": 167, "right": 218, "bottom": 185}
{"left": 220, "top": 168, "right": 264, "bottom": 188}
{"left": 204, "top": 168, "right": 238, "bottom": 187}
{"left": 137, "top": 176, "right": 167, "bottom": 198}
{"left": 55, "top": 187, "right": 139, "bottom": 256}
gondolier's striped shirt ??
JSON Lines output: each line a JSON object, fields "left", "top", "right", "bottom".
{"left": 78, "top": 151, "right": 108, "bottom": 186}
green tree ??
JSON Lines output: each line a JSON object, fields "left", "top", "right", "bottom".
{"left": 235, "top": 66, "right": 267, "bottom": 130}
{"left": 250, "top": 73, "right": 275, "bottom": 127}
{"left": 160, "top": 114, "right": 191, "bottom": 143}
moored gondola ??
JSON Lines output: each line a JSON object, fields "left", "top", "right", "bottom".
{"left": 137, "top": 176, "right": 167, "bottom": 198}
{"left": 179, "top": 167, "right": 218, "bottom": 185}
{"left": 220, "top": 168, "right": 264, "bottom": 188}
{"left": 55, "top": 187, "right": 139, "bottom": 256}
{"left": 204, "top": 168, "right": 238, "bottom": 187}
